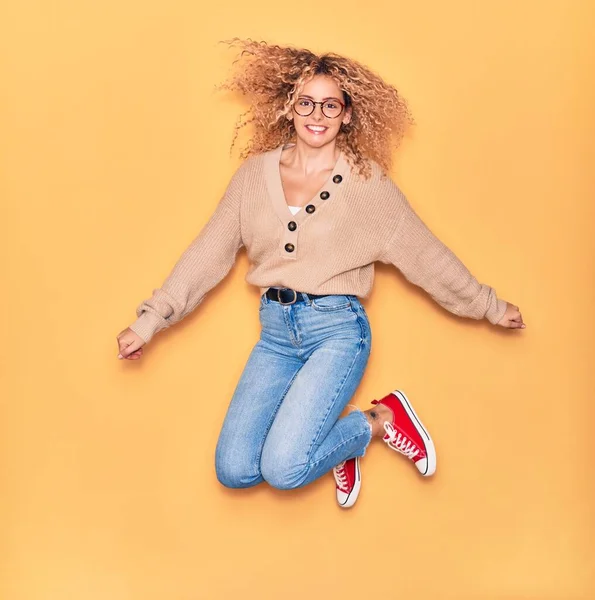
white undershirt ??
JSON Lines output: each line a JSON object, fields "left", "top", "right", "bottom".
{"left": 288, "top": 205, "right": 301, "bottom": 215}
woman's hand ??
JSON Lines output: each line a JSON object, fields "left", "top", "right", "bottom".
{"left": 497, "top": 302, "right": 526, "bottom": 329}
{"left": 117, "top": 328, "right": 146, "bottom": 360}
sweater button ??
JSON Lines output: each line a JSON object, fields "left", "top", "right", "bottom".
{"left": 305, "top": 204, "right": 316, "bottom": 213}
{"left": 319, "top": 191, "right": 330, "bottom": 200}
{"left": 332, "top": 175, "right": 342, "bottom": 184}
{"left": 288, "top": 221, "right": 297, "bottom": 231}
{"left": 284, "top": 243, "right": 295, "bottom": 253}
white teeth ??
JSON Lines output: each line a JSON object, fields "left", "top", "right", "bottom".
{"left": 307, "top": 126, "right": 326, "bottom": 132}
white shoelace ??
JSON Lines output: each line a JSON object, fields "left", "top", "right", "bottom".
{"left": 383, "top": 423, "right": 420, "bottom": 459}
{"left": 333, "top": 461, "right": 349, "bottom": 492}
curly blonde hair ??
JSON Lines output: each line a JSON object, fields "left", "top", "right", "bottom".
{"left": 219, "top": 38, "right": 413, "bottom": 178}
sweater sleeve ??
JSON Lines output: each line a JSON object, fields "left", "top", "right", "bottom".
{"left": 378, "top": 180, "right": 507, "bottom": 325}
{"left": 127, "top": 162, "right": 246, "bottom": 344}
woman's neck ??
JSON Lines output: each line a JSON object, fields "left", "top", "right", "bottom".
{"left": 283, "top": 139, "right": 341, "bottom": 176}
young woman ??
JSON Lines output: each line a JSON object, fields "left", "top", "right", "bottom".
{"left": 116, "top": 40, "right": 525, "bottom": 508}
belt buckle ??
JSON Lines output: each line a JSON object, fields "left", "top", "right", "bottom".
{"left": 277, "top": 288, "right": 298, "bottom": 305}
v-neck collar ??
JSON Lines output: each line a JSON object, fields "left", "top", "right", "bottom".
{"left": 264, "top": 143, "right": 351, "bottom": 226}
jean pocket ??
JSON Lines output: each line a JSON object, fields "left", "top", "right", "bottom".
{"left": 310, "top": 295, "right": 353, "bottom": 312}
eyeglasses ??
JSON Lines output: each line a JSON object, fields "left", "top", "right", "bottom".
{"left": 293, "top": 97, "right": 345, "bottom": 119}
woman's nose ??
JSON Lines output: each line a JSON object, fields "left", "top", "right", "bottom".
{"left": 312, "top": 104, "right": 325, "bottom": 120}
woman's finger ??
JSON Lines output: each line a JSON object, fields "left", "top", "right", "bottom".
{"left": 119, "top": 340, "right": 142, "bottom": 358}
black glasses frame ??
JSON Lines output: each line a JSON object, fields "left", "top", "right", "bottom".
{"left": 293, "top": 98, "right": 346, "bottom": 119}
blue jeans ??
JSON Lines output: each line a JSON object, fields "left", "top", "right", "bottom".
{"left": 215, "top": 292, "right": 373, "bottom": 490}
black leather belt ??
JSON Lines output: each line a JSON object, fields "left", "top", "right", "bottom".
{"left": 265, "top": 287, "right": 331, "bottom": 305}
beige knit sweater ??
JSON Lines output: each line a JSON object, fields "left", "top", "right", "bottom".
{"left": 128, "top": 144, "right": 507, "bottom": 343}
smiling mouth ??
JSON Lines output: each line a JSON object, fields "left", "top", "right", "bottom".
{"left": 305, "top": 125, "right": 328, "bottom": 134}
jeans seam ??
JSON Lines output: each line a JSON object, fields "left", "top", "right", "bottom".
{"left": 305, "top": 306, "right": 372, "bottom": 466}
{"left": 353, "top": 300, "right": 371, "bottom": 346}
{"left": 305, "top": 327, "right": 367, "bottom": 461}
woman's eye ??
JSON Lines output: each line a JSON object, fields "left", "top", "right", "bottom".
{"left": 299, "top": 100, "right": 312, "bottom": 106}
{"left": 325, "top": 103, "right": 337, "bottom": 109}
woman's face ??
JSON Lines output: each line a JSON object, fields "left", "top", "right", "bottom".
{"left": 289, "top": 74, "right": 352, "bottom": 149}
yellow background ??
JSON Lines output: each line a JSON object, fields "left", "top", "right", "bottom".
{"left": 1, "top": 1, "right": 594, "bottom": 599}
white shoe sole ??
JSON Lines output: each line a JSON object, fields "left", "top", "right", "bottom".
{"left": 391, "top": 390, "right": 437, "bottom": 476}
{"left": 336, "top": 456, "right": 361, "bottom": 508}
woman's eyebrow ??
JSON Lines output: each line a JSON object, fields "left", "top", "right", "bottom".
{"left": 298, "top": 95, "right": 342, "bottom": 101}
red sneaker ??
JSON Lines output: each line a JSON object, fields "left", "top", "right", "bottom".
{"left": 333, "top": 456, "right": 361, "bottom": 508}
{"left": 372, "top": 390, "right": 436, "bottom": 476}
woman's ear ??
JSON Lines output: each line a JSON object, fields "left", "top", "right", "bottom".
{"left": 343, "top": 107, "right": 352, "bottom": 125}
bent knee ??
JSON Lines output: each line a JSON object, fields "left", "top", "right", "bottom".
{"left": 261, "top": 458, "right": 308, "bottom": 491}
{"left": 215, "top": 453, "right": 262, "bottom": 489}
